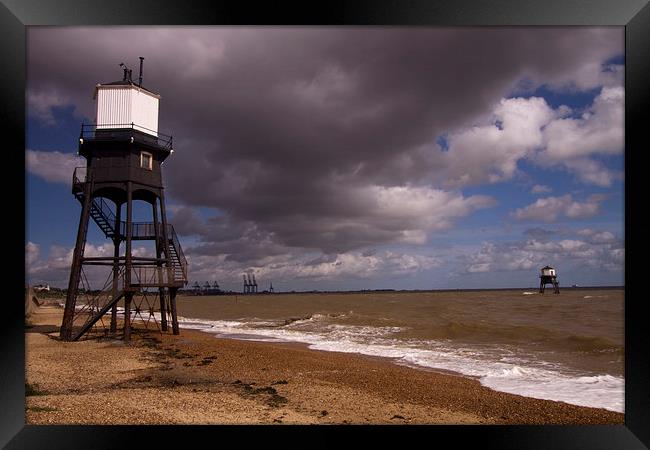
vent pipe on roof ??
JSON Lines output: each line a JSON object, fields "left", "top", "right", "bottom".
{"left": 138, "top": 57, "right": 144, "bottom": 87}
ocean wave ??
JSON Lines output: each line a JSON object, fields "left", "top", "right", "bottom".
{"left": 171, "top": 313, "right": 623, "bottom": 413}
{"left": 561, "top": 335, "right": 622, "bottom": 353}
{"left": 405, "top": 321, "right": 622, "bottom": 353}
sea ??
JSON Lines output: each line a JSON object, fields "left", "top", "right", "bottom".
{"left": 170, "top": 288, "right": 624, "bottom": 413}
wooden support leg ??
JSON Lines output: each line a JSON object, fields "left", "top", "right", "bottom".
{"left": 124, "top": 182, "right": 133, "bottom": 341}
{"left": 170, "top": 288, "right": 179, "bottom": 335}
{"left": 110, "top": 304, "right": 118, "bottom": 332}
{"left": 159, "top": 289, "right": 168, "bottom": 331}
{"left": 124, "top": 293, "right": 132, "bottom": 341}
{"left": 110, "top": 303, "right": 118, "bottom": 333}
{"left": 152, "top": 200, "right": 168, "bottom": 331}
{"left": 110, "top": 203, "right": 122, "bottom": 332}
{"left": 60, "top": 181, "right": 93, "bottom": 341}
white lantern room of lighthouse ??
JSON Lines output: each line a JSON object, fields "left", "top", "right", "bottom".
{"left": 541, "top": 266, "right": 556, "bottom": 277}
{"left": 94, "top": 84, "right": 161, "bottom": 137}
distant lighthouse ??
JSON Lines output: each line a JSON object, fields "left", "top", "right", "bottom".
{"left": 539, "top": 265, "right": 559, "bottom": 294}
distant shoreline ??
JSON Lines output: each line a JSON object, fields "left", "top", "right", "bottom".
{"left": 28, "top": 285, "right": 624, "bottom": 294}
{"left": 177, "top": 285, "right": 625, "bottom": 296}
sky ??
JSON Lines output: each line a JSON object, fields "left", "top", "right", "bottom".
{"left": 25, "top": 27, "right": 625, "bottom": 291}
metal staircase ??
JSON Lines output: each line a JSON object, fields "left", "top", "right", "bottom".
{"left": 167, "top": 226, "right": 188, "bottom": 283}
{"left": 73, "top": 192, "right": 118, "bottom": 239}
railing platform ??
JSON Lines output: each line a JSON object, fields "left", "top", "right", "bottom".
{"left": 80, "top": 123, "right": 173, "bottom": 151}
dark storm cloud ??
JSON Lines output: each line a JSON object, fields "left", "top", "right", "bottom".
{"left": 28, "top": 27, "right": 623, "bottom": 259}
{"left": 167, "top": 206, "right": 210, "bottom": 236}
{"left": 305, "top": 254, "right": 339, "bottom": 267}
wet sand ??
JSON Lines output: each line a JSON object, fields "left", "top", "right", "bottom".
{"left": 25, "top": 305, "right": 624, "bottom": 425}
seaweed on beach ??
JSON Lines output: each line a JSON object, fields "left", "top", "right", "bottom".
{"left": 233, "top": 381, "right": 288, "bottom": 408}
{"left": 164, "top": 347, "right": 195, "bottom": 359}
{"left": 253, "top": 386, "right": 277, "bottom": 395}
{"left": 27, "top": 406, "right": 58, "bottom": 412}
{"left": 267, "top": 393, "right": 288, "bottom": 408}
{"left": 25, "top": 383, "right": 49, "bottom": 396}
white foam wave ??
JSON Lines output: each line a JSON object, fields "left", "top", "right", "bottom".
{"left": 481, "top": 371, "right": 623, "bottom": 412}
{"left": 173, "top": 314, "right": 624, "bottom": 413}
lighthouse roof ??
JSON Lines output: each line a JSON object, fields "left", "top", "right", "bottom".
{"left": 94, "top": 79, "right": 161, "bottom": 100}
{"left": 541, "top": 265, "right": 554, "bottom": 270}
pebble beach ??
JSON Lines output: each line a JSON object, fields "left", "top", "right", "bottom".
{"left": 25, "top": 304, "right": 624, "bottom": 425}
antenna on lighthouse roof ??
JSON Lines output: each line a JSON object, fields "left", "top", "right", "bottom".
{"left": 119, "top": 62, "right": 129, "bottom": 81}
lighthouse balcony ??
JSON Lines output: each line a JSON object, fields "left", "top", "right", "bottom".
{"left": 79, "top": 123, "right": 173, "bottom": 152}
{"left": 72, "top": 166, "right": 88, "bottom": 193}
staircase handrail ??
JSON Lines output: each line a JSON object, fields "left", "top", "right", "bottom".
{"left": 73, "top": 167, "right": 121, "bottom": 237}
{"left": 168, "top": 224, "right": 188, "bottom": 282}
{"left": 94, "top": 197, "right": 117, "bottom": 228}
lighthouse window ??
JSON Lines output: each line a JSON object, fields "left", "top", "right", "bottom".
{"left": 140, "top": 151, "right": 153, "bottom": 170}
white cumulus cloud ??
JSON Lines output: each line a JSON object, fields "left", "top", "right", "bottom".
{"left": 26, "top": 242, "right": 40, "bottom": 267}
{"left": 442, "top": 96, "right": 555, "bottom": 187}
{"left": 185, "top": 249, "right": 442, "bottom": 287}
{"left": 460, "top": 230, "right": 623, "bottom": 275}
{"left": 26, "top": 150, "right": 85, "bottom": 184}
{"left": 367, "top": 185, "right": 497, "bottom": 242}
{"left": 543, "top": 86, "right": 624, "bottom": 161}
{"left": 531, "top": 185, "right": 552, "bottom": 194}
{"left": 27, "top": 90, "right": 74, "bottom": 125}
{"left": 439, "top": 86, "right": 623, "bottom": 189}
{"left": 512, "top": 194, "right": 605, "bottom": 222}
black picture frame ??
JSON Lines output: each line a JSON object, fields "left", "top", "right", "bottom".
{"left": 6, "top": 0, "right": 649, "bottom": 448}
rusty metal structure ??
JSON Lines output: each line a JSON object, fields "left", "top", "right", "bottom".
{"left": 60, "top": 60, "right": 188, "bottom": 341}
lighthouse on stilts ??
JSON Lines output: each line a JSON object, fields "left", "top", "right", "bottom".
{"left": 60, "top": 58, "right": 188, "bottom": 341}
{"left": 539, "top": 265, "right": 560, "bottom": 294}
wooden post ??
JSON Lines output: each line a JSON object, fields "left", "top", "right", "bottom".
{"left": 170, "top": 288, "right": 179, "bottom": 335}
{"left": 124, "top": 292, "right": 132, "bottom": 341}
{"left": 152, "top": 199, "right": 167, "bottom": 331}
{"left": 110, "top": 201, "right": 122, "bottom": 332}
{"left": 159, "top": 191, "right": 179, "bottom": 335}
{"left": 61, "top": 179, "right": 93, "bottom": 341}
{"left": 124, "top": 182, "right": 133, "bottom": 340}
